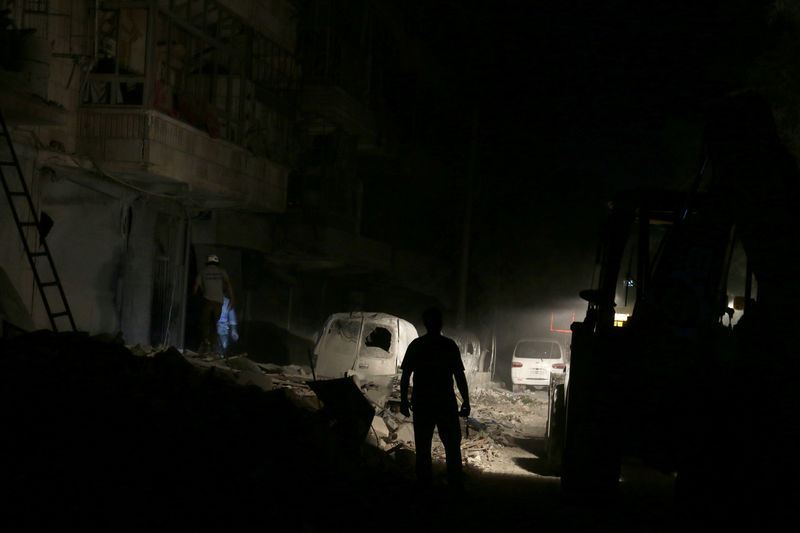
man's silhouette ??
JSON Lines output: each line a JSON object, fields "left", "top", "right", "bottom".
{"left": 400, "top": 307, "right": 470, "bottom": 492}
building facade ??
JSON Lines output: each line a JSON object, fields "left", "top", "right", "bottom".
{"left": 1, "top": 0, "right": 458, "bottom": 362}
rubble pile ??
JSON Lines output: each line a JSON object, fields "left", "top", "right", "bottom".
{"left": 0, "top": 331, "right": 414, "bottom": 530}
{"left": 154, "top": 347, "right": 547, "bottom": 475}
{"left": 359, "top": 383, "right": 548, "bottom": 474}
{"left": 470, "top": 386, "right": 548, "bottom": 438}
{"left": 1, "top": 328, "right": 553, "bottom": 530}
{"left": 180, "top": 349, "right": 545, "bottom": 476}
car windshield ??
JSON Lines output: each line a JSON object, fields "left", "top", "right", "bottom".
{"left": 317, "top": 317, "right": 362, "bottom": 356}
{"left": 515, "top": 341, "right": 561, "bottom": 359}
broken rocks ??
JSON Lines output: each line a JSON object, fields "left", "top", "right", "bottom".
{"left": 371, "top": 415, "right": 390, "bottom": 440}
{"left": 237, "top": 370, "right": 274, "bottom": 391}
{"left": 1, "top": 330, "right": 384, "bottom": 527}
{"left": 395, "top": 423, "right": 415, "bottom": 443}
{"left": 385, "top": 416, "right": 399, "bottom": 432}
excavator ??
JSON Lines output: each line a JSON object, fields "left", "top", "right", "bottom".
{"left": 545, "top": 92, "right": 800, "bottom": 528}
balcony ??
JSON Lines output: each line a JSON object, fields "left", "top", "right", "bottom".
{"left": 73, "top": 108, "right": 287, "bottom": 211}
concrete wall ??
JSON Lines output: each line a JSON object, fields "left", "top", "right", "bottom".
{"left": 40, "top": 179, "right": 129, "bottom": 334}
{"left": 118, "top": 202, "right": 157, "bottom": 345}
{"left": 0, "top": 134, "right": 186, "bottom": 341}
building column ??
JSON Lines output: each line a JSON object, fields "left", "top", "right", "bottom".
{"left": 120, "top": 201, "right": 156, "bottom": 345}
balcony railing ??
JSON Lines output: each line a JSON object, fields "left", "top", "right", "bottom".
{"left": 76, "top": 107, "right": 288, "bottom": 212}
{"left": 81, "top": 0, "right": 299, "bottom": 166}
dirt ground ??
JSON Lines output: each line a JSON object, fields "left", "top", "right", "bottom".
{"left": 464, "top": 386, "right": 549, "bottom": 475}
{"left": 390, "top": 385, "right": 680, "bottom": 533}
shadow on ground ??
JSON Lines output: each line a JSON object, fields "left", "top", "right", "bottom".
{"left": 509, "top": 436, "right": 562, "bottom": 477}
{"left": 403, "top": 470, "right": 678, "bottom": 533}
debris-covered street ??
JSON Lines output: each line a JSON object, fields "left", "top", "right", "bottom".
{"left": 1, "top": 331, "right": 677, "bottom": 532}
{"left": 186, "top": 340, "right": 556, "bottom": 481}
{"left": 4, "top": 2, "right": 800, "bottom": 532}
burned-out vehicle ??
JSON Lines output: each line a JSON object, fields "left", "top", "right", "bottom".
{"left": 446, "top": 329, "right": 485, "bottom": 375}
{"left": 312, "top": 312, "right": 418, "bottom": 380}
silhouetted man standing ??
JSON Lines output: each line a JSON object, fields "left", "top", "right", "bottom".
{"left": 400, "top": 307, "right": 470, "bottom": 492}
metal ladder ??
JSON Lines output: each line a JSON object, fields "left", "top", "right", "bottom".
{"left": 0, "top": 110, "right": 76, "bottom": 332}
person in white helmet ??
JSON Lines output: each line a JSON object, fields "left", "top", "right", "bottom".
{"left": 193, "top": 254, "right": 234, "bottom": 356}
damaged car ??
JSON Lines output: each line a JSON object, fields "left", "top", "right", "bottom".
{"left": 312, "top": 312, "right": 418, "bottom": 380}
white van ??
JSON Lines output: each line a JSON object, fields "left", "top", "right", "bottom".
{"left": 511, "top": 338, "right": 567, "bottom": 391}
{"left": 312, "top": 312, "right": 418, "bottom": 380}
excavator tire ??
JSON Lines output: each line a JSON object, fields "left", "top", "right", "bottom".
{"left": 545, "top": 382, "right": 565, "bottom": 474}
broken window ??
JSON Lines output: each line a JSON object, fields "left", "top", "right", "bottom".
{"left": 364, "top": 326, "right": 391, "bottom": 352}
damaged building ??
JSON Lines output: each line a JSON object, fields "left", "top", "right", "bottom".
{"left": 1, "top": 0, "right": 462, "bottom": 358}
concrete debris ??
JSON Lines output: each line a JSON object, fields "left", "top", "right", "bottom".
{"left": 308, "top": 377, "right": 375, "bottom": 456}
{"left": 395, "top": 423, "right": 415, "bottom": 443}
{"left": 371, "top": 415, "right": 390, "bottom": 440}
{"left": 385, "top": 416, "right": 399, "bottom": 432}
{"left": 355, "top": 380, "right": 548, "bottom": 473}
{"left": 237, "top": 369, "right": 273, "bottom": 391}
{"left": 467, "top": 417, "right": 487, "bottom": 431}
{"left": 223, "top": 355, "right": 257, "bottom": 371}
{"left": 365, "top": 428, "right": 383, "bottom": 449}
{"left": 282, "top": 364, "right": 313, "bottom": 377}
{"left": 256, "top": 362, "right": 284, "bottom": 373}
{"left": 24, "top": 327, "right": 540, "bottom": 478}
{"left": 1, "top": 329, "right": 401, "bottom": 529}
{"left": 128, "top": 343, "right": 155, "bottom": 357}
{"left": 362, "top": 384, "right": 391, "bottom": 408}
{"left": 0, "top": 328, "right": 551, "bottom": 531}
{"left": 283, "top": 387, "right": 322, "bottom": 410}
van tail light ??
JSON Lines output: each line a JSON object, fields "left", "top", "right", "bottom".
{"left": 552, "top": 364, "right": 566, "bottom": 370}
{"left": 512, "top": 362, "right": 523, "bottom": 368}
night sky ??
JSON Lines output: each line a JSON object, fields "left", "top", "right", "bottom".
{"left": 361, "top": 0, "right": 799, "bottom": 326}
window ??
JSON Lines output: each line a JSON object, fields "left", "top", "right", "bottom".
{"left": 82, "top": 0, "right": 296, "bottom": 162}
{"left": 515, "top": 341, "right": 561, "bottom": 359}
{"left": 364, "top": 326, "right": 391, "bottom": 352}
{"left": 83, "top": 7, "right": 147, "bottom": 105}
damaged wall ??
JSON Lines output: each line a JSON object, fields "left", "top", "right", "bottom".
{"left": 39, "top": 177, "right": 130, "bottom": 334}
{"left": 117, "top": 201, "right": 156, "bottom": 345}
{"left": 0, "top": 134, "right": 189, "bottom": 344}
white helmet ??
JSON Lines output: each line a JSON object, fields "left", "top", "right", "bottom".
{"left": 207, "top": 254, "right": 220, "bottom": 264}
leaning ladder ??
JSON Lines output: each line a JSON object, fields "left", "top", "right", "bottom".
{"left": 0, "top": 110, "right": 76, "bottom": 332}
